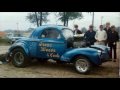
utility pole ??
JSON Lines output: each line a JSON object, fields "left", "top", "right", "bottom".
{"left": 16, "top": 22, "right": 19, "bottom": 30}
{"left": 101, "top": 16, "right": 103, "bottom": 25}
{"left": 16, "top": 22, "right": 20, "bottom": 36}
{"left": 92, "top": 12, "right": 94, "bottom": 26}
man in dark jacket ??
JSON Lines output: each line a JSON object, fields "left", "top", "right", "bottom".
{"left": 73, "top": 25, "right": 82, "bottom": 35}
{"left": 104, "top": 22, "right": 111, "bottom": 45}
{"left": 108, "top": 25, "right": 119, "bottom": 62}
{"left": 84, "top": 25, "right": 96, "bottom": 46}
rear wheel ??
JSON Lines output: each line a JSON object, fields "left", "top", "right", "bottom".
{"left": 11, "top": 48, "right": 30, "bottom": 67}
{"left": 74, "top": 56, "right": 92, "bottom": 74}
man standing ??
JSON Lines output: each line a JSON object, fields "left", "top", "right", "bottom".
{"left": 73, "top": 24, "right": 82, "bottom": 35}
{"left": 84, "top": 25, "right": 96, "bottom": 46}
{"left": 108, "top": 25, "right": 119, "bottom": 62}
{"left": 104, "top": 22, "right": 111, "bottom": 45}
{"left": 95, "top": 25, "right": 107, "bottom": 45}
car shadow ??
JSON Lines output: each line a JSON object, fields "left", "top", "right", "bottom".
{"left": 3, "top": 58, "right": 118, "bottom": 76}
{"left": 29, "top": 60, "right": 77, "bottom": 73}
{"left": 28, "top": 60, "right": 115, "bottom": 75}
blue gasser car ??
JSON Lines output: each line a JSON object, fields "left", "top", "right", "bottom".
{"left": 6, "top": 25, "right": 110, "bottom": 74}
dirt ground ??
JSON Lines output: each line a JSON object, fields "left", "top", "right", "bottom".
{"left": 0, "top": 60, "right": 118, "bottom": 78}
{"left": 0, "top": 43, "right": 119, "bottom": 78}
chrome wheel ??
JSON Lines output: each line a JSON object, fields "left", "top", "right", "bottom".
{"left": 75, "top": 59, "right": 90, "bottom": 73}
{"left": 14, "top": 52, "right": 24, "bottom": 65}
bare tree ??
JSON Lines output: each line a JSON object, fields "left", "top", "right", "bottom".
{"left": 35, "top": 12, "right": 39, "bottom": 27}
{"left": 26, "top": 12, "right": 49, "bottom": 27}
{"left": 58, "top": 12, "right": 83, "bottom": 26}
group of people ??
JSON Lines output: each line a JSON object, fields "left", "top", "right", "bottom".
{"left": 73, "top": 22, "right": 119, "bottom": 62}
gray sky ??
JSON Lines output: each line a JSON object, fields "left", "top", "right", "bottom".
{"left": 0, "top": 12, "right": 120, "bottom": 31}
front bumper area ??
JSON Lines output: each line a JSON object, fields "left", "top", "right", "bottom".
{"left": 100, "top": 51, "right": 111, "bottom": 62}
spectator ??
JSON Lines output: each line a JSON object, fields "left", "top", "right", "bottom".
{"left": 108, "top": 25, "right": 119, "bottom": 62}
{"left": 95, "top": 25, "right": 107, "bottom": 45}
{"left": 84, "top": 25, "right": 96, "bottom": 46}
{"left": 104, "top": 22, "right": 111, "bottom": 45}
{"left": 73, "top": 24, "right": 82, "bottom": 35}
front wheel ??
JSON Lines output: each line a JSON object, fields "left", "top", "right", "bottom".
{"left": 11, "top": 48, "right": 30, "bottom": 68}
{"left": 74, "top": 56, "right": 92, "bottom": 74}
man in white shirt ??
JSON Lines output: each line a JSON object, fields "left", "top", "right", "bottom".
{"left": 95, "top": 25, "right": 107, "bottom": 45}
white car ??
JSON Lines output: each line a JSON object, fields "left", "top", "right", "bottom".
{"left": 10, "top": 36, "right": 26, "bottom": 44}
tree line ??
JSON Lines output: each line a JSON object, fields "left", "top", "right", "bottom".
{"left": 26, "top": 12, "right": 83, "bottom": 27}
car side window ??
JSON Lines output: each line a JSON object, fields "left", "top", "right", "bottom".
{"left": 41, "top": 28, "right": 61, "bottom": 39}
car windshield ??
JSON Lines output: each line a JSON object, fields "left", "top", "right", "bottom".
{"left": 62, "top": 28, "right": 74, "bottom": 40}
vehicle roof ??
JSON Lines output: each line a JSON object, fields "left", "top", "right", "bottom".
{"left": 29, "top": 25, "right": 71, "bottom": 38}
{"left": 35, "top": 25, "right": 69, "bottom": 31}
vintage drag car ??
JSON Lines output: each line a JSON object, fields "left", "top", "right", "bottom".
{"left": 6, "top": 25, "right": 110, "bottom": 74}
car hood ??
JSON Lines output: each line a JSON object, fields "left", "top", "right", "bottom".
{"left": 90, "top": 45, "right": 109, "bottom": 51}
{"left": 11, "top": 37, "right": 26, "bottom": 39}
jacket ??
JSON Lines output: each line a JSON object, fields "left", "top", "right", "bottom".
{"left": 107, "top": 31, "right": 119, "bottom": 43}
{"left": 84, "top": 30, "right": 96, "bottom": 43}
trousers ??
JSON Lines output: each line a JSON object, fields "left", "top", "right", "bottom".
{"left": 108, "top": 42, "right": 117, "bottom": 59}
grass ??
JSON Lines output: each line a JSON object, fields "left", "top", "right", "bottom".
{"left": 0, "top": 38, "right": 11, "bottom": 45}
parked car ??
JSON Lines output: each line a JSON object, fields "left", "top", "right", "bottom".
{"left": 10, "top": 36, "right": 25, "bottom": 44}
{"left": 8, "top": 34, "right": 26, "bottom": 44}
{"left": 6, "top": 25, "right": 110, "bottom": 74}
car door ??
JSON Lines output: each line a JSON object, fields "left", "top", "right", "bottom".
{"left": 37, "top": 28, "right": 67, "bottom": 59}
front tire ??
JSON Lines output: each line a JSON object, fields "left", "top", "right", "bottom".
{"left": 74, "top": 56, "right": 92, "bottom": 74}
{"left": 11, "top": 48, "right": 30, "bottom": 68}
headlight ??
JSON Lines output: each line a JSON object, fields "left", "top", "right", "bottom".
{"left": 97, "top": 50, "right": 102, "bottom": 56}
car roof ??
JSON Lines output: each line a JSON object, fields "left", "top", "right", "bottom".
{"left": 35, "top": 25, "right": 68, "bottom": 31}
{"left": 29, "top": 25, "right": 71, "bottom": 38}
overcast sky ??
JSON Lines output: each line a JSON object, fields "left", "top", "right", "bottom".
{"left": 0, "top": 12, "right": 120, "bottom": 31}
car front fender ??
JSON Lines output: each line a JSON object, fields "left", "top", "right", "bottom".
{"left": 8, "top": 41, "right": 29, "bottom": 56}
{"left": 60, "top": 48, "right": 101, "bottom": 65}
